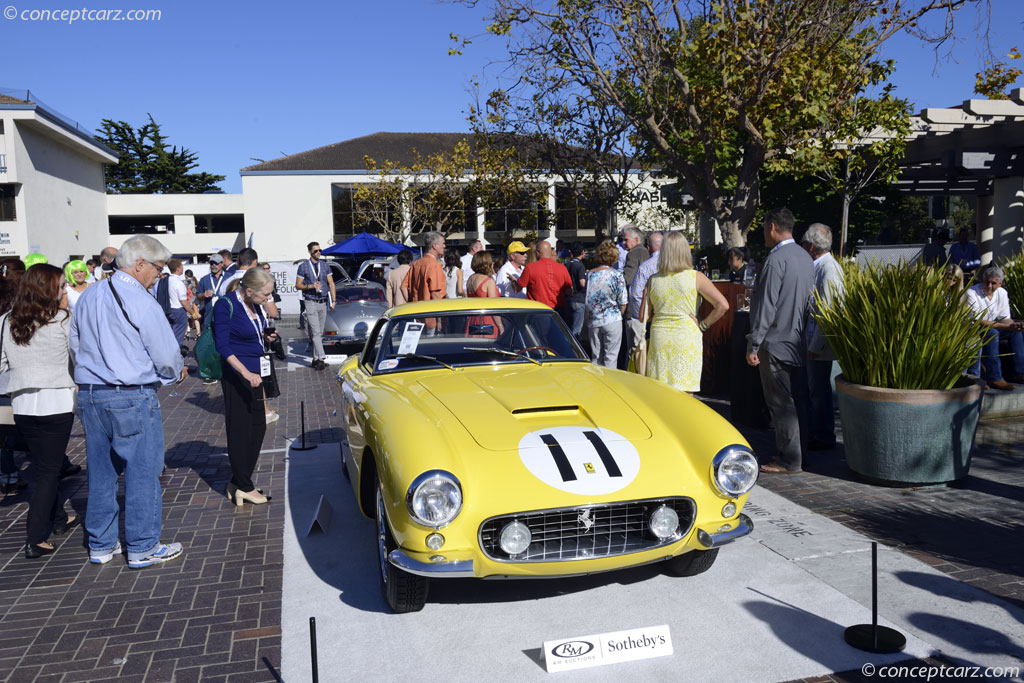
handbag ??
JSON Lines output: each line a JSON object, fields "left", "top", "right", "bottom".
{"left": 195, "top": 297, "right": 233, "bottom": 381}
{"left": 260, "top": 354, "right": 281, "bottom": 400}
{"left": 628, "top": 287, "right": 649, "bottom": 376}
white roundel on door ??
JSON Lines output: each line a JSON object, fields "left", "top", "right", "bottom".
{"left": 518, "top": 426, "right": 640, "bottom": 495}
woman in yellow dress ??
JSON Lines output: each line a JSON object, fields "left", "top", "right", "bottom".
{"left": 640, "top": 232, "right": 729, "bottom": 393}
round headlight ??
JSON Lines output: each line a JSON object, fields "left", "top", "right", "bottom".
{"left": 499, "top": 521, "right": 532, "bottom": 555}
{"left": 649, "top": 505, "right": 680, "bottom": 540}
{"left": 712, "top": 446, "right": 759, "bottom": 496}
{"left": 406, "top": 470, "right": 462, "bottom": 528}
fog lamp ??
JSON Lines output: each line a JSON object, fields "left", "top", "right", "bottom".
{"left": 426, "top": 533, "right": 445, "bottom": 550}
{"left": 648, "top": 505, "right": 680, "bottom": 540}
{"left": 722, "top": 502, "right": 737, "bottom": 518}
{"left": 499, "top": 521, "right": 532, "bottom": 555}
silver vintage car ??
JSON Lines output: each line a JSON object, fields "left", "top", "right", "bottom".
{"left": 321, "top": 261, "right": 389, "bottom": 352}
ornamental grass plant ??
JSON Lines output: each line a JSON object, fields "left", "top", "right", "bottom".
{"left": 1001, "top": 252, "right": 1024, "bottom": 319}
{"left": 814, "top": 261, "right": 987, "bottom": 391}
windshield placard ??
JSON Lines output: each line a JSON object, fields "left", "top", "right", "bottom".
{"left": 397, "top": 322, "right": 425, "bottom": 355}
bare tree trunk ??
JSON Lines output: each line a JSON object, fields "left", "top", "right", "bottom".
{"left": 839, "top": 157, "right": 851, "bottom": 257}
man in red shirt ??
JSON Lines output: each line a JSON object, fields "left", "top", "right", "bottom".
{"left": 513, "top": 241, "right": 572, "bottom": 314}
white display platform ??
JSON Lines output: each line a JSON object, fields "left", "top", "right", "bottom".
{"left": 280, "top": 444, "right": 1024, "bottom": 682}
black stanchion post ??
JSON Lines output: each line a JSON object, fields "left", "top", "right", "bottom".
{"left": 310, "top": 616, "right": 319, "bottom": 683}
{"left": 291, "top": 400, "right": 314, "bottom": 451}
{"left": 843, "top": 542, "right": 907, "bottom": 653}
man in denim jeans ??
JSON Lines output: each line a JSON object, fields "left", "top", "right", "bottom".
{"left": 70, "top": 235, "right": 187, "bottom": 568}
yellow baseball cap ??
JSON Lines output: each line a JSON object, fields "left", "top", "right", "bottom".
{"left": 507, "top": 241, "right": 529, "bottom": 254}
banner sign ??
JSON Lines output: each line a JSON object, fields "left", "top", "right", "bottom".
{"left": 543, "top": 624, "right": 672, "bottom": 673}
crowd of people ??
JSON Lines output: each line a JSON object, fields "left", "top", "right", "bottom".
{"left": 0, "top": 235, "right": 285, "bottom": 566}
{"left": 2, "top": 218, "right": 1021, "bottom": 566}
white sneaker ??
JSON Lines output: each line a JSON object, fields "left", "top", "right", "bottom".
{"left": 265, "top": 411, "right": 280, "bottom": 424}
{"left": 128, "top": 542, "right": 183, "bottom": 569}
{"left": 89, "top": 542, "right": 123, "bottom": 564}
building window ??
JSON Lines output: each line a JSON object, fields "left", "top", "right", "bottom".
{"left": 332, "top": 184, "right": 402, "bottom": 240}
{"left": 484, "top": 186, "right": 548, "bottom": 235}
{"left": 555, "top": 185, "right": 613, "bottom": 237}
{"left": 194, "top": 214, "right": 244, "bottom": 233}
{"left": 409, "top": 186, "right": 476, "bottom": 235}
{"left": 109, "top": 215, "right": 175, "bottom": 235}
{"left": 0, "top": 185, "right": 16, "bottom": 222}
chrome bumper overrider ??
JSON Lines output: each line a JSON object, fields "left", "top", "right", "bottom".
{"left": 695, "top": 514, "right": 754, "bottom": 548}
{"left": 388, "top": 550, "right": 475, "bottom": 578}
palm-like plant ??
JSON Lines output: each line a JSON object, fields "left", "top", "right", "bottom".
{"left": 814, "top": 262, "right": 987, "bottom": 390}
{"left": 1001, "top": 252, "right": 1024, "bottom": 320}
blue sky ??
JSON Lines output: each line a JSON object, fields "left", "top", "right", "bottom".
{"left": 4, "top": 0, "right": 1023, "bottom": 193}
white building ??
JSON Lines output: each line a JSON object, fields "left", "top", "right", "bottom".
{"left": 106, "top": 192, "right": 245, "bottom": 258}
{"left": 0, "top": 92, "right": 117, "bottom": 261}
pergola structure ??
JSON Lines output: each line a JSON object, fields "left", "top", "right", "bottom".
{"left": 897, "top": 90, "right": 1024, "bottom": 263}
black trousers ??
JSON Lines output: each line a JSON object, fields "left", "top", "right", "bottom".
{"left": 15, "top": 412, "right": 74, "bottom": 544}
{"left": 221, "top": 368, "right": 268, "bottom": 492}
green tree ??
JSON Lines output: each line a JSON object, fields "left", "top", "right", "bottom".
{"left": 461, "top": 0, "right": 989, "bottom": 247}
{"left": 974, "top": 47, "right": 1022, "bottom": 100}
{"left": 95, "top": 115, "right": 224, "bottom": 194}
{"left": 354, "top": 137, "right": 541, "bottom": 242}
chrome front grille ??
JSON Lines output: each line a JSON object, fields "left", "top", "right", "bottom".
{"left": 478, "top": 497, "right": 696, "bottom": 563}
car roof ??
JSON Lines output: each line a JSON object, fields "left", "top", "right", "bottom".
{"left": 388, "top": 297, "right": 550, "bottom": 316}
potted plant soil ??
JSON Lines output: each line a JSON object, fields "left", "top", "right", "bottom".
{"left": 815, "top": 262, "right": 988, "bottom": 485}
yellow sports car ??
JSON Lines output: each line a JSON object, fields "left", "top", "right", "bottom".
{"left": 337, "top": 298, "right": 756, "bottom": 612}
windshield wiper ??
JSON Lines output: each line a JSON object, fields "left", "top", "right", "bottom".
{"left": 462, "top": 347, "right": 541, "bottom": 366}
{"left": 397, "top": 353, "right": 455, "bottom": 371}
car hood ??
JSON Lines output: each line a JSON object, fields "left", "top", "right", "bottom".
{"left": 416, "top": 364, "right": 652, "bottom": 451}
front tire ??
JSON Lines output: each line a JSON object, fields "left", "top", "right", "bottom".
{"left": 375, "top": 476, "right": 428, "bottom": 612}
{"left": 663, "top": 548, "right": 719, "bottom": 577}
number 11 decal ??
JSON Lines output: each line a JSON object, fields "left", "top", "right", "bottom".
{"left": 520, "top": 427, "right": 640, "bottom": 495}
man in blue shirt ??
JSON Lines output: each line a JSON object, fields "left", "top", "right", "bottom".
{"left": 196, "top": 253, "right": 228, "bottom": 327}
{"left": 295, "top": 241, "right": 336, "bottom": 371}
{"left": 949, "top": 227, "right": 981, "bottom": 275}
{"left": 70, "top": 235, "right": 187, "bottom": 569}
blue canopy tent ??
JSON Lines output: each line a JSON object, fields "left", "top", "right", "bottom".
{"left": 321, "top": 232, "right": 405, "bottom": 256}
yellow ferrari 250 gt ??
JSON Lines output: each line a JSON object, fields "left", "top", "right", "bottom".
{"left": 337, "top": 298, "right": 756, "bottom": 612}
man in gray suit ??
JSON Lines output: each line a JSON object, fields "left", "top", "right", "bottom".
{"left": 802, "top": 223, "right": 844, "bottom": 450}
{"left": 746, "top": 208, "right": 815, "bottom": 473}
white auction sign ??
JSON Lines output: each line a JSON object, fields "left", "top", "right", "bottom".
{"left": 543, "top": 624, "right": 673, "bottom": 673}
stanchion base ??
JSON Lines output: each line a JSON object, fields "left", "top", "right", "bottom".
{"left": 289, "top": 438, "right": 316, "bottom": 452}
{"left": 844, "top": 624, "right": 907, "bottom": 653}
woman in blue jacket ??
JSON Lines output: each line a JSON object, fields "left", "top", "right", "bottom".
{"left": 213, "top": 268, "right": 278, "bottom": 506}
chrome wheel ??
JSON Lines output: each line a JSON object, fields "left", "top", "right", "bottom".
{"left": 376, "top": 481, "right": 389, "bottom": 586}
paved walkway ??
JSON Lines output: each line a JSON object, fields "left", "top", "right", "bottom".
{"left": 0, "top": 339, "right": 1020, "bottom": 681}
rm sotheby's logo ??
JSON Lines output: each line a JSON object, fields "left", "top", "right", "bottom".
{"left": 551, "top": 640, "right": 595, "bottom": 658}
{"left": 543, "top": 624, "right": 673, "bottom": 672}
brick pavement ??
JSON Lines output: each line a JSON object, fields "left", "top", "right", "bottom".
{"left": 0, "top": 337, "right": 341, "bottom": 683}
{"left": 0, "top": 336, "right": 1021, "bottom": 681}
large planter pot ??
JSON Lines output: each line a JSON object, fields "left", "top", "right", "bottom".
{"left": 835, "top": 374, "right": 985, "bottom": 486}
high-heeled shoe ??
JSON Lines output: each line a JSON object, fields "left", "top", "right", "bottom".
{"left": 53, "top": 516, "right": 80, "bottom": 536}
{"left": 25, "top": 542, "right": 55, "bottom": 559}
{"left": 234, "top": 488, "right": 271, "bottom": 506}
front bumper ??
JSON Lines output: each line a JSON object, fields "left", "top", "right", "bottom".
{"left": 387, "top": 514, "right": 754, "bottom": 578}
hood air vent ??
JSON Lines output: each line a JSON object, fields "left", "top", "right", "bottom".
{"left": 512, "top": 405, "right": 580, "bottom": 416}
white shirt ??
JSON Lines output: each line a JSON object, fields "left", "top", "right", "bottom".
{"left": 966, "top": 284, "right": 1011, "bottom": 322}
{"left": 496, "top": 261, "right": 526, "bottom": 298}
{"left": 461, "top": 252, "right": 476, "bottom": 290}
{"left": 168, "top": 273, "right": 188, "bottom": 309}
{"left": 217, "top": 270, "right": 244, "bottom": 297}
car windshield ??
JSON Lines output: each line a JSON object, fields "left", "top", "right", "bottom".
{"left": 337, "top": 287, "right": 385, "bottom": 303}
{"left": 365, "top": 309, "right": 586, "bottom": 373}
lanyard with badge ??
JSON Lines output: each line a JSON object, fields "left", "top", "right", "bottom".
{"left": 307, "top": 259, "right": 321, "bottom": 295}
{"left": 236, "top": 291, "right": 272, "bottom": 377}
